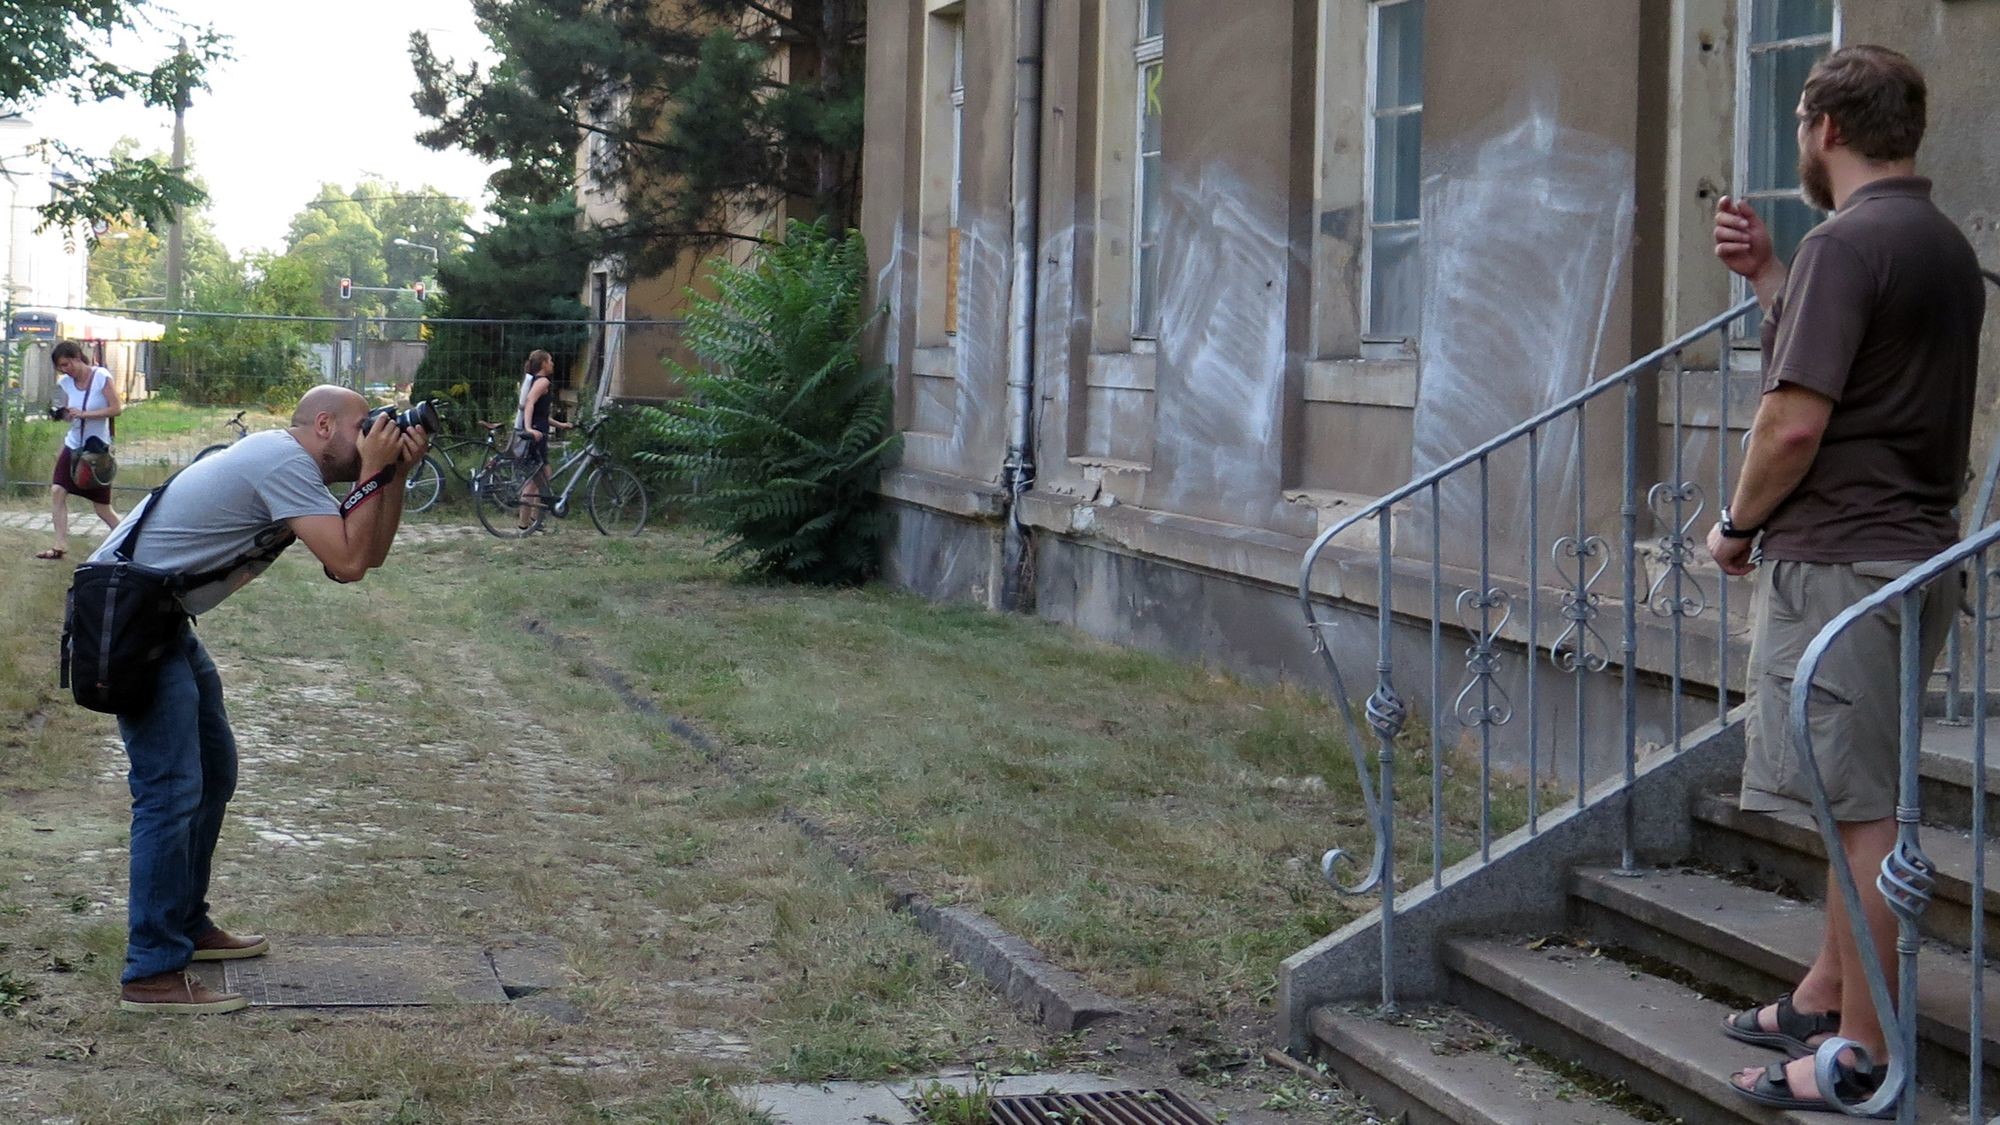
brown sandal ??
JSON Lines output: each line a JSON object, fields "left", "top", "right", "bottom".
{"left": 33, "top": 548, "right": 65, "bottom": 560}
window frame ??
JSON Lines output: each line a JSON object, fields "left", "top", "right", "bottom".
{"left": 1131, "top": 5, "right": 1164, "bottom": 340}
{"left": 946, "top": 19, "right": 966, "bottom": 336}
{"left": 1361, "top": 0, "right": 1424, "bottom": 348}
{"left": 1731, "top": 0, "right": 1839, "bottom": 334}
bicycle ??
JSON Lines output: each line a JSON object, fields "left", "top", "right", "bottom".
{"left": 195, "top": 408, "right": 457, "bottom": 515}
{"left": 402, "top": 420, "right": 511, "bottom": 513}
{"left": 474, "top": 415, "right": 648, "bottom": 539}
{"left": 191, "top": 411, "right": 251, "bottom": 462}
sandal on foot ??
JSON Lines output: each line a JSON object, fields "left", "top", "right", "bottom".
{"left": 1732, "top": 1057, "right": 1890, "bottom": 1118}
{"left": 1722, "top": 992, "right": 1839, "bottom": 1057}
{"left": 33, "top": 548, "right": 65, "bottom": 560}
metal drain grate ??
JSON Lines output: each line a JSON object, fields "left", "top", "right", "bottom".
{"left": 984, "top": 1088, "right": 1216, "bottom": 1125}
{"left": 221, "top": 937, "right": 508, "bottom": 1007}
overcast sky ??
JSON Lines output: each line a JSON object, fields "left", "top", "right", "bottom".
{"left": 27, "top": 0, "right": 502, "bottom": 256}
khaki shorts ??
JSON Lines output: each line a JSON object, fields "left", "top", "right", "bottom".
{"left": 1742, "top": 559, "right": 1959, "bottom": 823}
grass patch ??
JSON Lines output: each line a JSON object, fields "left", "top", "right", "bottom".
{"left": 3, "top": 401, "right": 289, "bottom": 497}
{"left": 0, "top": 512, "right": 1523, "bottom": 1121}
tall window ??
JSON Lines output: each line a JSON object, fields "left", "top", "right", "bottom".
{"left": 1132, "top": 0, "right": 1164, "bottom": 338}
{"left": 1738, "top": 1, "right": 1837, "bottom": 273}
{"left": 1366, "top": 0, "right": 1423, "bottom": 343}
{"left": 946, "top": 21, "right": 966, "bottom": 335}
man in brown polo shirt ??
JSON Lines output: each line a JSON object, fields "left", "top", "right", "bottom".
{"left": 1706, "top": 45, "right": 1986, "bottom": 1113}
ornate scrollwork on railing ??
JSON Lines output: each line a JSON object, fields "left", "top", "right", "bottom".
{"left": 1551, "top": 535, "right": 1612, "bottom": 673}
{"left": 1645, "top": 481, "right": 1710, "bottom": 619}
{"left": 1454, "top": 588, "right": 1516, "bottom": 728}
{"left": 1365, "top": 683, "right": 1408, "bottom": 744}
{"left": 1876, "top": 833, "right": 1937, "bottom": 923}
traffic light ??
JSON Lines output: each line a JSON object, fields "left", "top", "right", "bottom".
{"left": 339, "top": 277, "right": 352, "bottom": 301}
{"left": 412, "top": 282, "right": 426, "bottom": 302}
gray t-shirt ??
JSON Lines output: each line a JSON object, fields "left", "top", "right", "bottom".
{"left": 89, "top": 429, "right": 340, "bottom": 614}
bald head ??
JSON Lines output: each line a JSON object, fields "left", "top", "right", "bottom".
{"left": 288, "top": 385, "right": 371, "bottom": 483}
{"left": 292, "top": 385, "right": 366, "bottom": 426}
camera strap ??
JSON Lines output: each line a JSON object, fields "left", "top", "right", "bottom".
{"left": 339, "top": 466, "right": 397, "bottom": 518}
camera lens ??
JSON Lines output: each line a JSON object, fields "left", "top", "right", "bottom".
{"left": 405, "top": 400, "right": 440, "bottom": 433}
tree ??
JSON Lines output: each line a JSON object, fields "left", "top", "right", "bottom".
{"left": 411, "top": 0, "right": 865, "bottom": 278}
{"left": 86, "top": 138, "right": 237, "bottom": 305}
{"left": 286, "top": 184, "right": 389, "bottom": 308}
{"left": 409, "top": 194, "right": 595, "bottom": 420}
{"left": 1, "top": 2, "right": 226, "bottom": 231}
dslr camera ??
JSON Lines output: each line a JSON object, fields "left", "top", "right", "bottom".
{"left": 360, "top": 399, "right": 441, "bottom": 436}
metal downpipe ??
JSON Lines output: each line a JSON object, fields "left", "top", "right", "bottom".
{"left": 998, "top": 0, "right": 1045, "bottom": 612}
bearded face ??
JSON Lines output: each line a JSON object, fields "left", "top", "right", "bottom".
{"left": 1798, "top": 112, "right": 1835, "bottom": 212}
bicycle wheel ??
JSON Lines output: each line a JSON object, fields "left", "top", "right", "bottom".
{"left": 403, "top": 455, "right": 444, "bottom": 513}
{"left": 587, "top": 465, "right": 649, "bottom": 537}
{"left": 475, "top": 458, "right": 546, "bottom": 539}
{"left": 191, "top": 443, "right": 229, "bottom": 463}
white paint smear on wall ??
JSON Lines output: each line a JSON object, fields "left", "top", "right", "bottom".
{"left": 1410, "top": 104, "right": 1635, "bottom": 573}
{"left": 1151, "top": 162, "right": 1292, "bottom": 523}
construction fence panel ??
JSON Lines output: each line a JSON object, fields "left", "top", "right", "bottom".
{"left": 1, "top": 307, "right": 687, "bottom": 498}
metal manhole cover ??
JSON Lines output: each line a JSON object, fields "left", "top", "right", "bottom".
{"left": 984, "top": 1089, "right": 1216, "bottom": 1125}
{"left": 217, "top": 937, "right": 508, "bottom": 1007}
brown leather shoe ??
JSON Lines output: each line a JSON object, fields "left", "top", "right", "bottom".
{"left": 190, "top": 929, "right": 269, "bottom": 961}
{"left": 119, "top": 970, "right": 248, "bottom": 1014}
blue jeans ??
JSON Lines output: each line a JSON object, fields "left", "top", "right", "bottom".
{"left": 115, "top": 628, "right": 237, "bottom": 982}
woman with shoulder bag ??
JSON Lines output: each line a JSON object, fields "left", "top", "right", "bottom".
{"left": 40, "top": 340, "right": 123, "bottom": 561}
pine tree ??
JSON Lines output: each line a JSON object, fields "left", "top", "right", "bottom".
{"left": 410, "top": 0, "right": 864, "bottom": 277}
{"left": 410, "top": 195, "right": 596, "bottom": 421}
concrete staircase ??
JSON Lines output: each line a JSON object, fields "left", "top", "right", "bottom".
{"left": 1305, "top": 716, "right": 2000, "bottom": 1124}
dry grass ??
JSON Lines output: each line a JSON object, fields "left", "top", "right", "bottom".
{"left": 0, "top": 513, "right": 1532, "bottom": 1123}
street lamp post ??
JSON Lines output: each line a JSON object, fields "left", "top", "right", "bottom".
{"left": 391, "top": 237, "right": 440, "bottom": 263}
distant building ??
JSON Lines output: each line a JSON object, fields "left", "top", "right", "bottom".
{"left": 0, "top": 115, "right": 90, "bottom": 313}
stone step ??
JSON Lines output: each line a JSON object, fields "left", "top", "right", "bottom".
{"left": 1919, "top": 716, "right": 2000, "bottom": 830}
{"left": 1691, "top": 792, "right": 2000, "bottom": 950}
{"left": 1308, "top": 1005, "right": 1658, "bottom": 1125}
{"left": 1569, "top": 864, "right": 2000, "bottom": 1102}
{"left": 1441, "top": 936, "right": 1967, "bottom": 1124}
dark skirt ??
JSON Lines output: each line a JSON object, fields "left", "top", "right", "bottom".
{"left": 53, "top": 446, "right": 112, "bottom": 504}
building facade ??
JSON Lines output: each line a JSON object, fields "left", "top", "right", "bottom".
{"left": 0, "top": 116, "right": 90, "bottom": 314}
{"left": 863, "top": 0, "right": 2000, "bottom": 700}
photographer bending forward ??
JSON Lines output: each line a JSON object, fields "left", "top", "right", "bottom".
{"left": 89, "top": 385, "right": 429, "bottom": 1013}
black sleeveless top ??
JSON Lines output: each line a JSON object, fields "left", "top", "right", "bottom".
{"left": 518, "top": 374, "right": 552, "bottom": 435}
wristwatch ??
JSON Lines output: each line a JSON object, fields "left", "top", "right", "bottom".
{"left": 1718, "top": 507, "right": 1761, "bottom": 540}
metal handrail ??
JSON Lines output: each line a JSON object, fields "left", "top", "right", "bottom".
{"left": 1299, "top": 298, "right": 1757, "bottom": 565}
{"left": 1787, "top": 520, "right": 2000, "bottom": 1123}
{"left": 1296, "top": 296, "right": 1759, "bottom": 1006}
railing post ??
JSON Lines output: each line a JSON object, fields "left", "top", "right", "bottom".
{"left": 1717, "top": 325, "right": 1733, "bottom": 725}
{"left": 1971, "top": 557, "right": 1988, "bottom": 1123}
{"left": 1372, "top": 510, "right": 1403, "bottom": 1010}
{"left": 1618, "top": 377, "right": 1640, "bottom": 875}
{"left": 1527, "top": 430, "right": 1540, "bottom": 832}
{"left": 1891, "top": 592, "right": 1925, "bottom": 1125}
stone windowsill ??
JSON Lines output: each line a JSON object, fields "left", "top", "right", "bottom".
{"left": 1304, "top": 358, "right": 1418, "bottom": 408}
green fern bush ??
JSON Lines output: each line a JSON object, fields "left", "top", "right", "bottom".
{"left": 635, "top": 220, "right": 899, "bottom": 585}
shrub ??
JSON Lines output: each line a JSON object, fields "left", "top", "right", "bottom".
{"left": 634, "top": 220, "right": 898, "bottom": 585}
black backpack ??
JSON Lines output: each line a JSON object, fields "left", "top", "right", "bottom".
{"left": 60, "top": 478, "right": 206, "bottom": 715}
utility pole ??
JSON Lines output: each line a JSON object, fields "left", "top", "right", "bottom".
{"left": 163, "top": 39, "right": 190, "bottom": 310}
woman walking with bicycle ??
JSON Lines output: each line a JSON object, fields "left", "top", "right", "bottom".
{"left": 513, "top": 349, "right": 571, "bottom": 532}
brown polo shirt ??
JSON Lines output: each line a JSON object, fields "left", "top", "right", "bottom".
{"left": 1757, "top": 176, "right": 1987, "bottom": 563}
